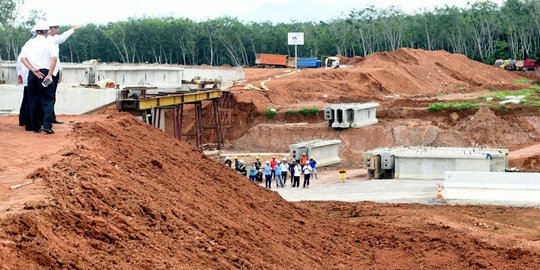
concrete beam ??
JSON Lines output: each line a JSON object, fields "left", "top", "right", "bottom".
{"left": 444, "top": 171, "right": 540, "bottom": 207}
{"left": 324, "top": 102, "right": 379, "bottom": 129}
{"left": 289, "top": 139, "right": 341, "bottom": 167}
{"left": 0, "top": 85, "right": 116, "bottom": 115}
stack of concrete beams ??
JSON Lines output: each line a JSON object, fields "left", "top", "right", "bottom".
{"left": 289, "top": 139, "right": 341, "bottom": 167}
{"left": 0, "top": 61, "right": 245, "bottom": 115}
{"left": 323, "top": 102, "right": 379, "bottom": 129}
{"left": 363, "top": 146, "right": 508, "bottom": 180}
{"left": 0, "top": 61, "right": 244, "bottom": 90}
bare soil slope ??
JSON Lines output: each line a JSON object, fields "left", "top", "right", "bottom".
{"left": 232, "top": 48, "right": 523, "bottom": 111}
{"left": 1, "top": 114, "right": 540, "bottom": 269}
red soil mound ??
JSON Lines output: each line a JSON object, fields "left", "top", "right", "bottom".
{"left": 233, "top": 48, "right": 524, "bottom": 111}
{"left": 1, "top": 114, "right": 539, "bottom": 269}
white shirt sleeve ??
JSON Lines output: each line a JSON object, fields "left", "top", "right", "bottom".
{"left": 16, "top": 55, "right": 24, "bottom": 76}
{"left": 52, "top": 29, "right": 75, "bottom": 45}
{"left": 49, "top": 41, "right": 60, "bottom": 58}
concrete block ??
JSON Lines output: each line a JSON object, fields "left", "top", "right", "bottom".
{"left": 324, "top": 102, "right": 379, "bottom": 129}
{"left": 289, "top": 139, "right": 341, "bottom": 167}
{"left": 0, "top": 61, "right": 245, "bottom": 90}
{"left": 364, "top": 146, "right": 508, "bottom": 180}
{"left": 0, "top": 85, "right": 116, "bottom": 115}
{"left": 444, "top": 171, "right": 540, "bottom": 207}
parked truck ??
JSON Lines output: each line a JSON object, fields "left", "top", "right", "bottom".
{"left": 516, "top": 59, "right": 539, "bottom": 71}
{"left": 495, "top": 59, "right": 538, "bottom": 71}
{"left": 295, "top": 58, "right": 321, "bottom": 68}
{"left": 255, "top": 53, "right": 289, "bottom": 68}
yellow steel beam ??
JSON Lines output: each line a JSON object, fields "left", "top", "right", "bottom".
{"left": 138, "top": 90, "right": 222, "bottom": 110}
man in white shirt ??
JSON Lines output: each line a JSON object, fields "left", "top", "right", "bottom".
{"left": 47, "top": 22, "right": 81, "bottom": 124}
{"left": 20, "top": 22, "right": 59, "bottom": 134}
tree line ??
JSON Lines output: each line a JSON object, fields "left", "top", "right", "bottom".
{"left": 1, "top": 0, "right": 539, "bottom": 66}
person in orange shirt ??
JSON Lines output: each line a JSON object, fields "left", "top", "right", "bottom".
{"left": 299, "top": 152, "right": 308, "bottom": 170}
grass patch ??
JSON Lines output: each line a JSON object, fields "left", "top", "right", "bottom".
{"left": 512, "top": 78, "right": 533, "bottom": 84}
{"left": 520, "top": 99, "right": 540, "bottom": 107}
{"left": 285, "top": 107, "right": 319, "bottom": 116}
{"left": 427, "top": 102, "right": 479, "bottom": 111}
{"left": 479, "top": 88, "right": 540, "bottom": 101}
{"left": 298, "top": 107, "right": 319, "bottom": 115}
{"left": 264, "top": 108, "right": 276, "bottom": 118}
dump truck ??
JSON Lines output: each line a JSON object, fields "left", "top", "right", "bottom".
{"left": 296, "top": 58, "right": 321, "bottom": 68}
{"left": 516, "top": 59, "right": 539, "bottom": 71}
{"left": 495, "top": 59, "right": 538, "bottom": 71}
{"left": 255, "top": 53, "right": 289, "bottom": 68}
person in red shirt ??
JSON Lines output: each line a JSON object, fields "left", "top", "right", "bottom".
{"left": 270, "top": 157, "right": 278, "bottom": 180}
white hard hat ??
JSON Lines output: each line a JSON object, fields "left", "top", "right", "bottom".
{"left": 34, "top": 21, "right": 49, "bottom": 31}
{"left": 265, "top": 160, "right": 270, "bottom": 164}
{"left": 225, "top": 156, "right": 230, "bottom": 160}
{"left": 239, "top": 160, "right": 244, "bottom": 164}
{"left": 48, "top": 21, "right": 60, "bottom": 27}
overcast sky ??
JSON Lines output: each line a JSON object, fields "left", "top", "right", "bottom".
{"left": 19, "top": 0, "right": 504, "bottom": 26}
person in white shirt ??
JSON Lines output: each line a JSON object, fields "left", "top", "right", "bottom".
{"left": 303, "top": 164, "right": 312, "bottom": 188}
{"left": 16, "top": 29, "right": 36, "bottom": 129}
{"left": 47, "top": 22, "right": 81, "bottom": 124}
{"left": 292, "top": 163, "right": 301, "bottom": 188}
{"left": 279, "top": 159, "right": 289, "bottom": 186}
{"left": 20, "top": 22, "right": 59, "bottom": 134}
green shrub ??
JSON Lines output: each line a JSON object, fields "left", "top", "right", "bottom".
{"left": 284, "top": 107, "right": 319, "bottom": 116}
{"left": 264, "top": 108, "right": 276, "bottom": 118}
{"left": 427, "top": 102, "right": 479, "bottom": 111}
{"left": 298, "top": 107, "right": 319, "bottom": 115}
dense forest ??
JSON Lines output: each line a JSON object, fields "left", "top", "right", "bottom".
{"left": 1, "top": 0, "right": 539, "bottom": 66}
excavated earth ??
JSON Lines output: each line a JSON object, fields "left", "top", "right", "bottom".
{"left": 2, "top": 48, "right": 540, "bottom": 269}
{"left": 226, "top": 48, "right": 540, "bottom": 170}
{"left": 1, "top": 114, "right": 540, "bottom": 269}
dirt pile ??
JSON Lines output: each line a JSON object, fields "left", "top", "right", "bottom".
{"left": 455, "top": 106, "right": 530, "bottom": 147}
{"left": 1, "top": 114, "right": 540, "bottom": 269}
{"left": 233, "top": 48, "right": 524, "bottom": 112}
{"left": 337, "top": 55, "right": 364, "bottom": 65}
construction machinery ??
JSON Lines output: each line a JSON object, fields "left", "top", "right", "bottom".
{"left": 324, "top": 57, "right": 340, "bottom": 68}
{"left": 495, "top": 59, "right": 538, "bottom": 71}
{"left": 255, "top": 53, "right": 289, "bottom": 68}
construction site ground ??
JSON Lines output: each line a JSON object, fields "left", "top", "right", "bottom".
{"left": 1, "top": 48, "right": 540, "bottom": 268}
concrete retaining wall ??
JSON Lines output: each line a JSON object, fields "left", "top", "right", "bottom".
{"left": 0, "top": 85, "right": 116, "bottom": 115}
{"left": 444, "top": 171, "right": 540, "bottom": 207}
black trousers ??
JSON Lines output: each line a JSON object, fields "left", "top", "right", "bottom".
{"left": 293, "top": 176, "right": 300, "bottom": 187}
{"left": 27, "top": 69, "right": 54, "bottom": 131}
{"left": 265, "top": 175, "right": 272, "bottom": 188}
{"left": 52, "top": 72, "right": 60, "bottom": 121}
{"left": 19, "top": 86, "right": 30, "bottom": 128}
{"left": 303, "top": 174, "right": 311, "bottom": 188}
{"left": 281, "top": 172, "right": 288, "bottom": 185}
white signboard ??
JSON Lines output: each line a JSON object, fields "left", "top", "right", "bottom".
{"left": 288, "top": 32, "right": 304, "bottom": 45}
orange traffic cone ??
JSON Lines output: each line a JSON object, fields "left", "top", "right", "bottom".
{"left": 436, "top": 184, "right": 443, "bottom": 200}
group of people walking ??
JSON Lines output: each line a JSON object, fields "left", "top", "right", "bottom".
{"left": 225, "top": 152, "right": 317, "bottom": 189}
{"left": 16, "top": 21, "right": 80, "bottom": 134}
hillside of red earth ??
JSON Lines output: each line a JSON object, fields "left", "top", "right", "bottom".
{"left": 232, "top": 48, "right": 523, "bottom": 112}
{"left": 1, "top": 114, "right": 540, "bottom": 269}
